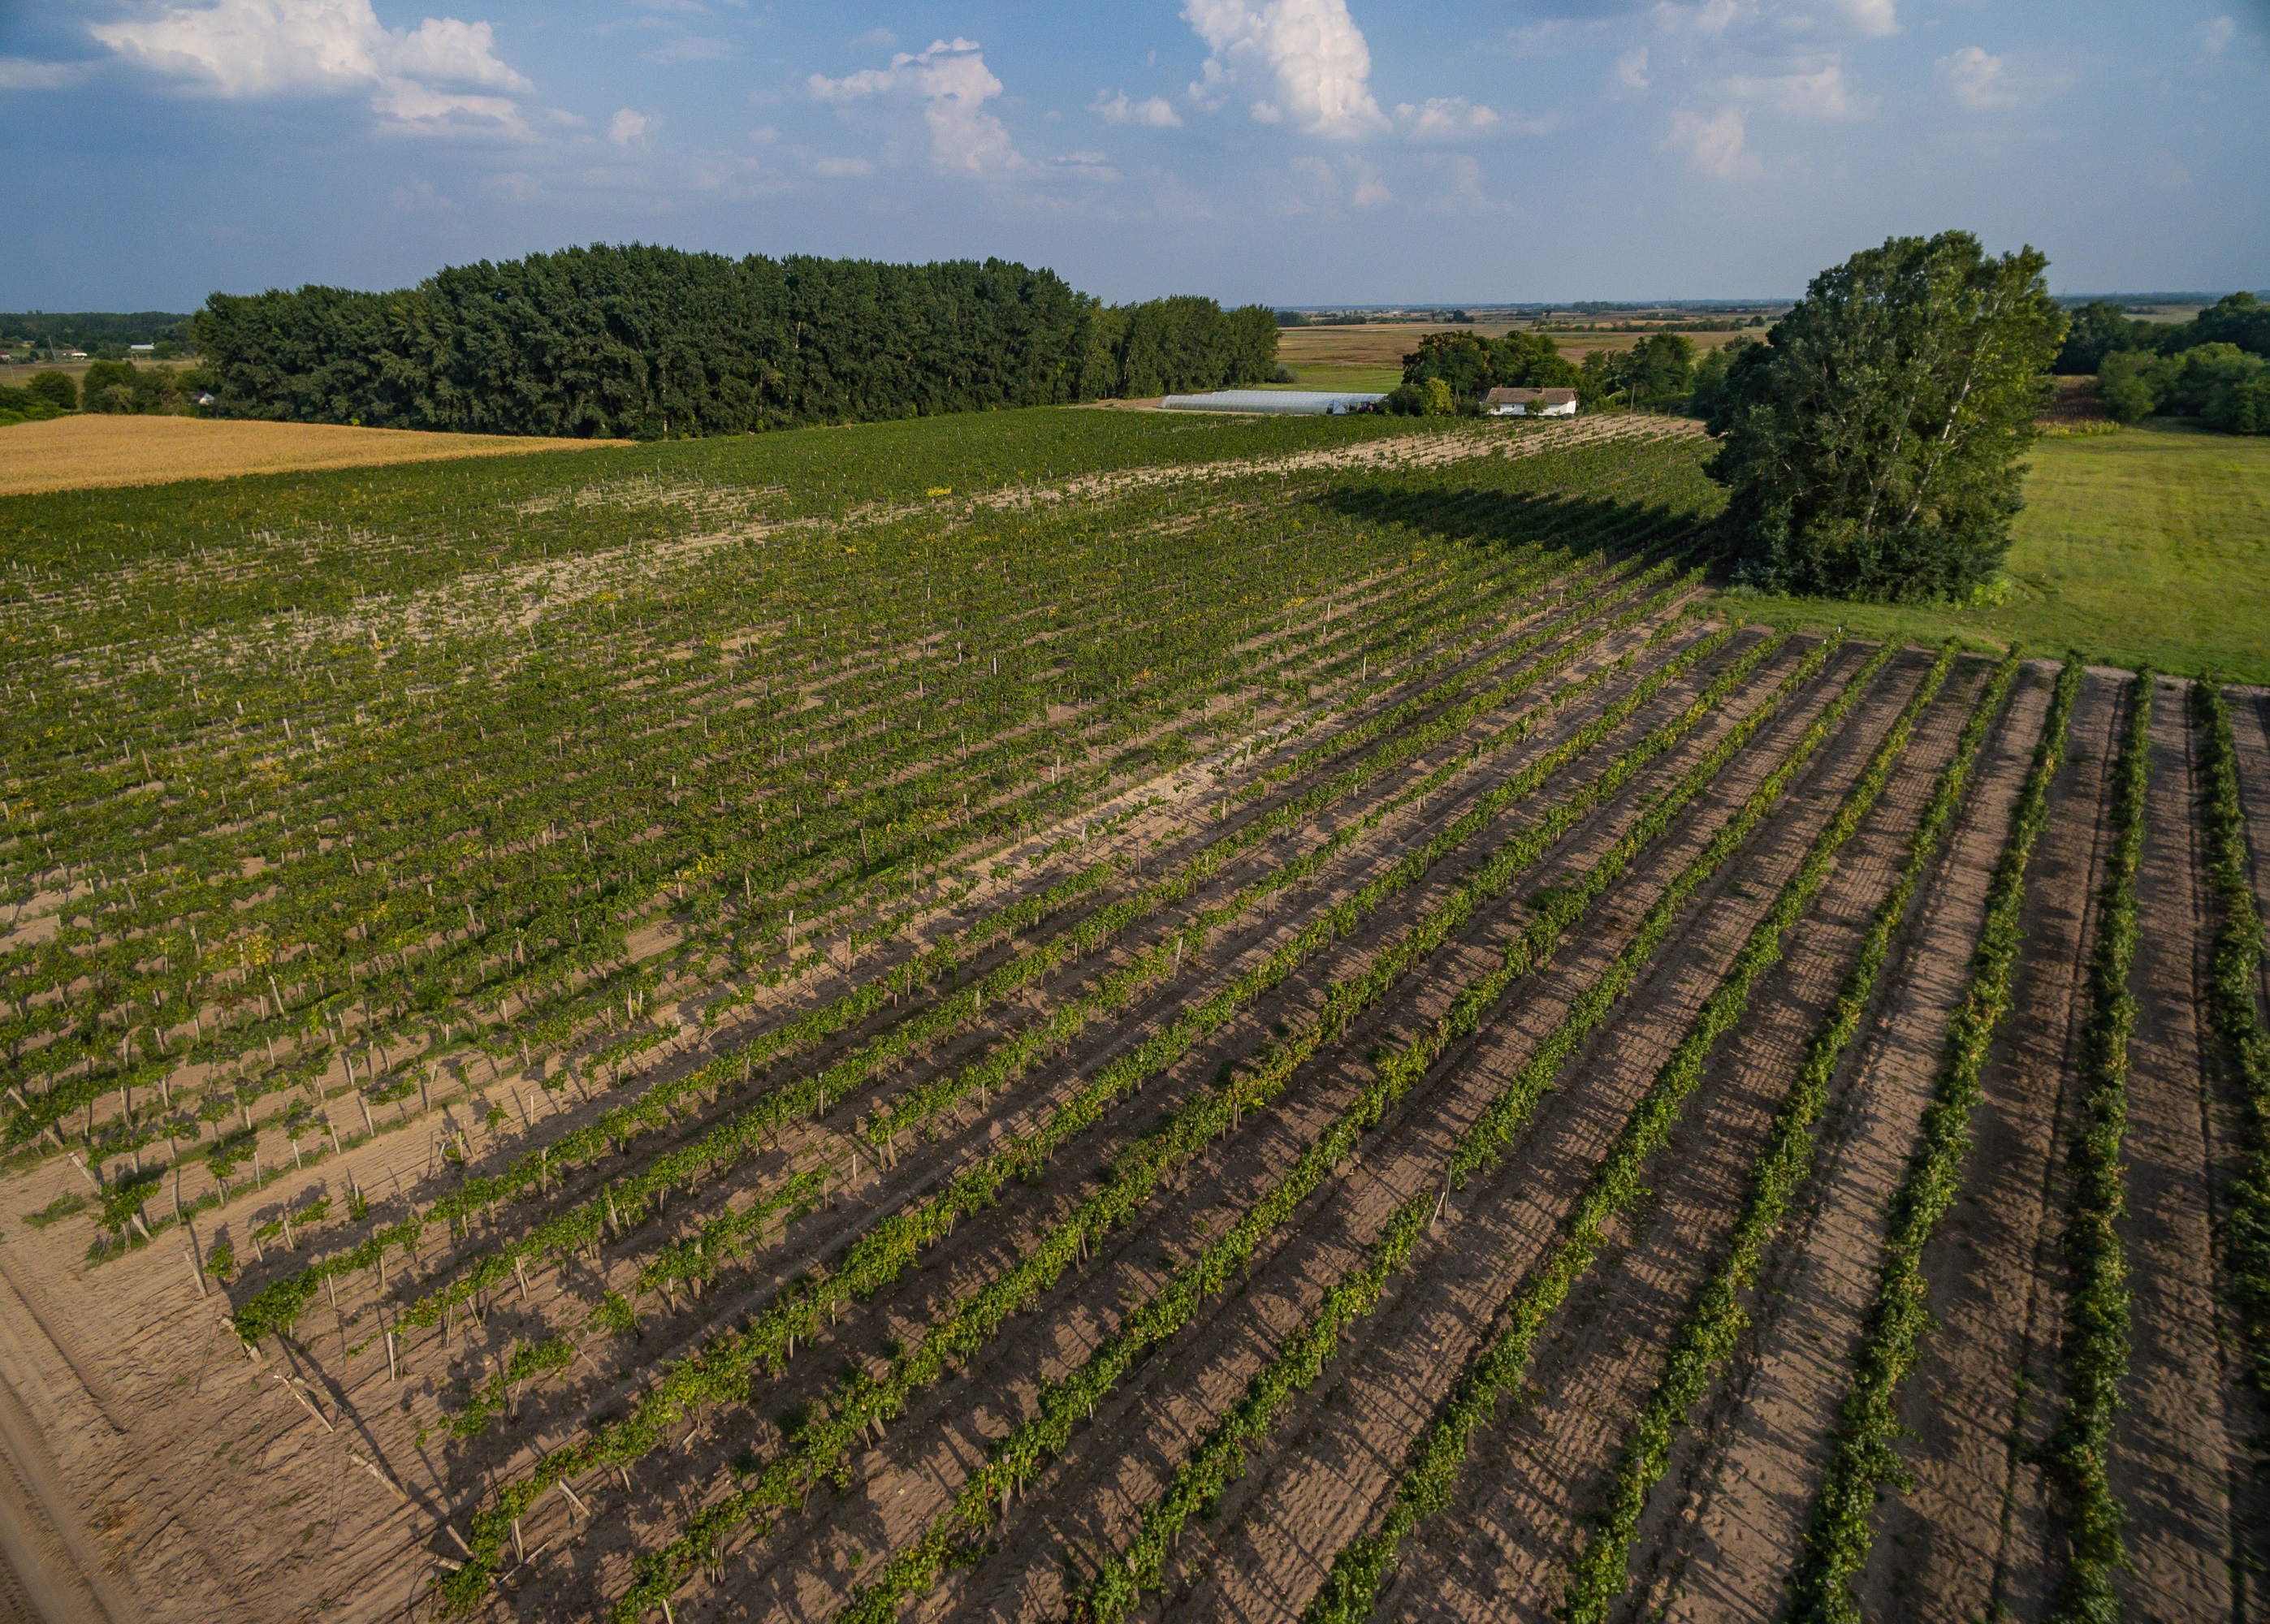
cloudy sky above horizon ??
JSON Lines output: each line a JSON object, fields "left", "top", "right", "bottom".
{"left": 3, "top": 0, "right": 2264, "bottom": 312}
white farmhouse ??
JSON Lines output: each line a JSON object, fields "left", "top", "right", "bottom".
{"left": 1482, "top": 386, "right": 1578, "bottom": 417}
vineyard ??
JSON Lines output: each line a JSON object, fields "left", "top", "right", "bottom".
{"left": 0, "top": 404, "right": 2264, "bottom": 1624}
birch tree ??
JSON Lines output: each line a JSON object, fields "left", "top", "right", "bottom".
{"left": 1706, "top": 231, "right": 2066, "bottom": 603}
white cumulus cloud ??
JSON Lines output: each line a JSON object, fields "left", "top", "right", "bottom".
{"left": 607, "top": 106, "right": 655, "bottom": 145}
{"left": 1393, "top": 96, "right": 1499, "bottom": 139}
{"left": 810, "top": 37, "right": 1022, "bottom": 173}
{"left": 1091, "top": 89, "right": 1181, "bottom": 127}
{"left": 1182, "top": 0, "right": 1387, "bottom": 138}
{"left": 1615, "top": 46, "right": 1651, "bottom": 93}
{"left": 1935, "top": 45, "right": 2016, "bottom": 110}
{"left": 1664, "top": 106, "right": 1757, "bottom": 178}
{"left": 1723, "top": 58, "right": 1870, "bottom": 119}
{"left": 1835, "top": 0, "right": 1899, "bottom": 38}
{"left": 90, "top": 0, "right": 528, "bottom": 131}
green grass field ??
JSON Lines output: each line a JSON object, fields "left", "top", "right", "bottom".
{"left": 1264, "top": 365, "right": 1404, "bottom": 392}
{"left": 1726, "top": 423, "right": 2270, "bottom": 680}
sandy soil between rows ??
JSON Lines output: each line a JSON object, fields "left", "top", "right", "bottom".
{"left": 1632, "top": 661, "right": 2052, "bottom": 1623}
{"left": 1861, "top": 669, "right": 2124, "bottom": 1620}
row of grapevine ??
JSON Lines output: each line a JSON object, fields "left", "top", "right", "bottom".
{"left": 1786, "top": 655, "right": 2082, "bottom": 1623}
{"left": 2194, "top": 684, "right": 2270, "bottom": 1388}
{"left": 850, "top": 633, "right": 1871, "bottom": 1624}
{"left": 1550, "top": 648, "right": 2017, "bottom": 1621}
{"left": 2041, "top": 672, "right": 2152, "bottom": 1618}
{"left": 21, "top": 469, "right": 1594, "bottom": 1250}
{"left": 449, "top": 614, "right": 1783, "bottom": 1609}
{"left": 226, "top": 558, "right": 1687, "bottom": 1341}
{"left": 1297, "top": 638, "right": 1902, "bottom": 1623}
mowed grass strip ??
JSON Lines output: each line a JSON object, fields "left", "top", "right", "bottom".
{"left": 0, "top": 412, "right": 627, "bottom": 495}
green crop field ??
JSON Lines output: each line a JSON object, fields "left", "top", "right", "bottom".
{"left": 2, "top": 404, "right": 2264, "bottom": 1624}
{"left": 1725, "top": 421, "right": 2270, "bottom": 680}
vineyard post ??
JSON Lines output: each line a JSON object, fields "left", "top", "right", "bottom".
{"left": 277, "top": 1374, "right": 335, "bottom": 1432}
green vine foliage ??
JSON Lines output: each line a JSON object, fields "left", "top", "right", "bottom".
{"left": 227, "top": 560, "right": 1680, "bottom": 1345}
{"left": 841, "top": 630, "right": 1852, "bottom": 1624}
{"left": 2194, "top": 682, "right": 2270, "bottom": 1389}
{"left": 17, "top": 424, "right": 1602, "bottom": 1198}
{"left": 447, "top": 596, "right": 1766, "bottom": 1615}
{"left": 1556, "top": 646, "right": 2019, "bottom": 1623}
{"left": 595, "top": 620, "right": 1811, "bottom": 1622}
{"left": 1077, "top": 643, "right": 1995, "bottom": 1624}
{"left": 1788, "top": 654, "right": 2084, "bottom": 1624}
{"left": 1299, "top": 638, "right": 1909, "bottom": 1624}
{"left": 2043, "top": 671, "right": 2151, "bottom": 1622}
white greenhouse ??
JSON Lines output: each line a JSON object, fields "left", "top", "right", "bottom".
{"left": 1159, "top": 390, "right": 1387, "bottom": 416}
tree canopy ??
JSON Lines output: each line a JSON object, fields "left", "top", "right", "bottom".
{"left": 1399, "top": 330, "right": 1581, "bottom": 402}
{"left": 1705, "top": 231, "right": 2066, "bottom": 603}
{"left": 192, "top": 244, "right": 1275, "bottom": 438}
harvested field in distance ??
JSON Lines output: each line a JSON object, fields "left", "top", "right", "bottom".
{"left": 1273, "top": 322, "right": 1753, "bottom": 391}
{"left": 0, "top": 413, "right": 627, "bottom": 497}
{"left": 1, "top": 404, "right": 2262, "bottom": 1624}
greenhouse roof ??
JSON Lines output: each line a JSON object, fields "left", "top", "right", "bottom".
{"left": 1159, "top": 390, "right": 1387, "bottom": 416}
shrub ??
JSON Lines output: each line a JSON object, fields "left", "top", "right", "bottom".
{"left": 2097, "top": 349, "right": 2160, "bottom": 423}
{"left": 25, "top": 369, "right": 77, "bottom": 411}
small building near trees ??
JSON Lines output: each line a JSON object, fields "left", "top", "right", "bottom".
{"left": 1482, "top": 386, "right": 1578, "bottom": 417}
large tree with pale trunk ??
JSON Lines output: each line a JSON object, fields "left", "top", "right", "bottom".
{"left": 1706, "top": 231, "right": 2067, "bottom": 603}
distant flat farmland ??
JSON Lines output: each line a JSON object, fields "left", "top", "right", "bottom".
{"left": 1273, "top": 321, "right": 1752, "bottom": 391}
{"left": 0, "top": 413, "right": 626, "bottom": 496}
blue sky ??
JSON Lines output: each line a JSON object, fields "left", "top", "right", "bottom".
{"left": 3, "top": 0, "right": 2264, "bottom": 310}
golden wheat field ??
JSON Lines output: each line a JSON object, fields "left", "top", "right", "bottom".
{"left": 0, "top": 414, "right": 626, "bottom": 497}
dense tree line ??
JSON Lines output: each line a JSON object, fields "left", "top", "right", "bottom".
{"left": 1395, "top": 330, "right": 1584, "bottom": 408}
{"left": 0, "top": 310, "right": 193, "bottom": 357}
{"left": 1091, "top": 296, "right": 1278, "bottom": 399}
{"left": 1391, "top": 328, "right": 1711, "bottom": 417}
{"left": 2054, "top": 292, "right": 2270, "bottom": 433}
{"left": 1580, "top": 333, "right": 1697, "bottom": 409}
{"left": 191, "top": 245, "right": 1276, "bottom": 438}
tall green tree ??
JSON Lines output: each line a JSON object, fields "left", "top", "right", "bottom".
{"left": 2052, "top": 298, "right": 2153, "bottom": 374}
{"left": 1687, "top": 336, "right": 1756, "bottom": 420}
{"left": 1624, "top": 332, "right": 1696, "bottom": 405}
{"left": 1400, "top": 329, "right": 1580, "bottom": 402}
{"left": 24, "top": 370, "right": 78, "bottom": 411}
{"left": 1706, "top": 231, "right": 2066, "bottom": 603}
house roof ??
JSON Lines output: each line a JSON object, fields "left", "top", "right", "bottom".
{"left": 1483, "top": 387, "right": 1578, "bottom": 405}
